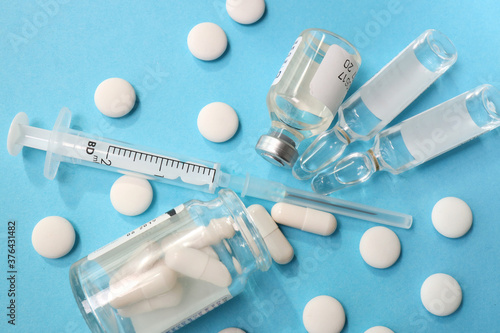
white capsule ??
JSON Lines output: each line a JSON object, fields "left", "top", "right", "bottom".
{"left": 271, "top": 203, "right": 337, "bottom": 236}
{"left": 247, "top": 204, "right": 294, "bottom": 264}
{"left": 117, "top": 283, "right": 184, "bottom": 317}
{"left": 201, "top": 246, "right": 220, "bottom": 260}
{"left": 161, "top": 218, "right": 235, "bottom": 253}
{"left": 109, "top": 260, "right": 178, "bottom": 309}
{"left": 199, "top": 217, "right": 236, "bottom": 246}
{"left": 111, "top": 242, "right": 162, "bottom": 284}
{"left": 165, "top": 247, "right": 232, "bottom": 287}
{"left": 210, "top": 217, "right": 237, "bottom": 238}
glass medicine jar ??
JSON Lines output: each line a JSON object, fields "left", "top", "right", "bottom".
{"left": 69, "top": 189, "right": 271, "bottom": 333}
{"left": 255, "top": 28, "right": 361, "bottom": 168}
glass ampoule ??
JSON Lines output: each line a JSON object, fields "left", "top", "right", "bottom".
{"left": 311, "top": 84, "right": 500, "bottom": 194}
{"left": 255, "top": 28, "right": 361, "bottom": 168}
{"left": 293, "top": 29, "right": 457, "bottom": 180}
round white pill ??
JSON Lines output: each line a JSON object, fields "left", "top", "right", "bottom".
{"left": 420, "top": 273, "right": 462, "bottom": 316}
{"left": 431, "top": 197, "right": 472, "bottom": 238}
{"left": 187, "top": 22, "right": 228, "bottom": 61}
{"left": 303, "top": 295, "right": 345, "bottom": 333}
{"left": 226, "top": 0, "right": 266, "bottom": 25}
{"left": 110, "top": 175, "right": 153, "bottom": 216}
{"left": 364, "top": 326, "right": 394, "bottom": 333}
{"left": 219, "top": 328, "right": 246, "bottom": 333}
{"left": 32, "top": 216, "right": 75, "bottom": 259}
{"left": 197, "top": 102, "right": 239, "bottom": 143}
{"left": 359, "top": 226, "right": 401, "bottom": 269}
{"left": 94, "top": 78, "right": 136, "bottom": 118}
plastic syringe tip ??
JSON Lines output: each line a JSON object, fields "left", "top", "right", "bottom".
{"left": 8, "top": 108, "right": 73, "bottom": 180}
{"left": 7, "top": 112, "right": 51, "bottom": 155}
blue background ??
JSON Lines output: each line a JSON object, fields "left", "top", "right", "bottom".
{"left": 1, "top": 1, "right": 500, "bottom": 332}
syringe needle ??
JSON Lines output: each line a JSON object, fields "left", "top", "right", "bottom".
{"left": 225, "top": 174, "right": 412, "bottom": 229}
{"left": 8, "top": 108, "right": 413, "bottom": 229}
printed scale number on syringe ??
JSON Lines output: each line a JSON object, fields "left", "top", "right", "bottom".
{"left": 84, "top": 140, "right": 217, "bottom": 186}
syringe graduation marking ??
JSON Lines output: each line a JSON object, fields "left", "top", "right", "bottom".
{"left": 104, "top": 145, "right": 217, "bottom": 183}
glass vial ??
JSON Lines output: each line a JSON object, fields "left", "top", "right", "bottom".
{"left": 312, "top": 84, "right": 500, "bottom": 194}
{"left": 69, "top": 189, "right": 271, "bottom": 333}
{"left": 294, "top": 29, "right": 457, "bottom": 180}
{"left": 255, "top": 28, "right": 361, "bottom": 168}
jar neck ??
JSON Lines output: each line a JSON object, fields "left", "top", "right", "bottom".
{"left": 187, "top": 189, "right": 272, "bottom": 273}
{"left": 219, "top": 189, "right": 272, "bottom": 272}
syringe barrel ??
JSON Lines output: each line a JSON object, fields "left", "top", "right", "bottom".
{"left": 60, "top": 132, "right": 220, "bottom": 192}
{"left": 12, "top": 108, "right": 221, "bottom": 194}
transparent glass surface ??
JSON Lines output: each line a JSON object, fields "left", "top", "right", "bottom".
{"left": 267, "top": 28, "right": 361, "bottom": 142}
{"left": 414, "top": 29, "right": 458, "bottom": 73}
{"left": 311, "top": 85, "right": 500, "bottom": 193}
{"left": 374, "top": 129, "right": 416, "bottom": 174}
{"left": 294, "top": 29, "right": 457, "bottom": 180}
{"left": 467, "top": 84, "right": 500, "bottom": 128}
{"left": 338, "top": 96, "right": 382, "bottom": 137}
{"left": 376, "top": 84, "right": 500, "bottom": 173}
{"left": 69, "top": 190, "right": 270, "bottom": 333}
{"left": 311, "top": 151, "right": 377, "bottom": 194}
{"left": 292, "top": 125, "right": 349, "bottom": 180}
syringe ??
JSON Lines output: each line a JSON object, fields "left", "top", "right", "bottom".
{"left": 7, "top": 108, "right": 412, "bottom": 228}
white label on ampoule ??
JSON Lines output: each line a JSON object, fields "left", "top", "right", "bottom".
{"left": 87, "top": 205, "right": 184, "bottom": 261}
{"left": 401, "top": 100, "right": 483, "bottom": 163}
{"left": 309, "top": 44, "right": 358, "bottom": 113}
{"left": 272, "top": 36, "right": 302, "bottom": 86}
{"left": 360, "top": 47, "right": 433, "bottom": 121}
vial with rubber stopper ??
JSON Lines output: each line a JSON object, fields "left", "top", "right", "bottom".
{"left": 255, "top": 28, "right": 361, "bottom": 168}
{"left": 294, "top": 29, "right": 457, "bottom": 180}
